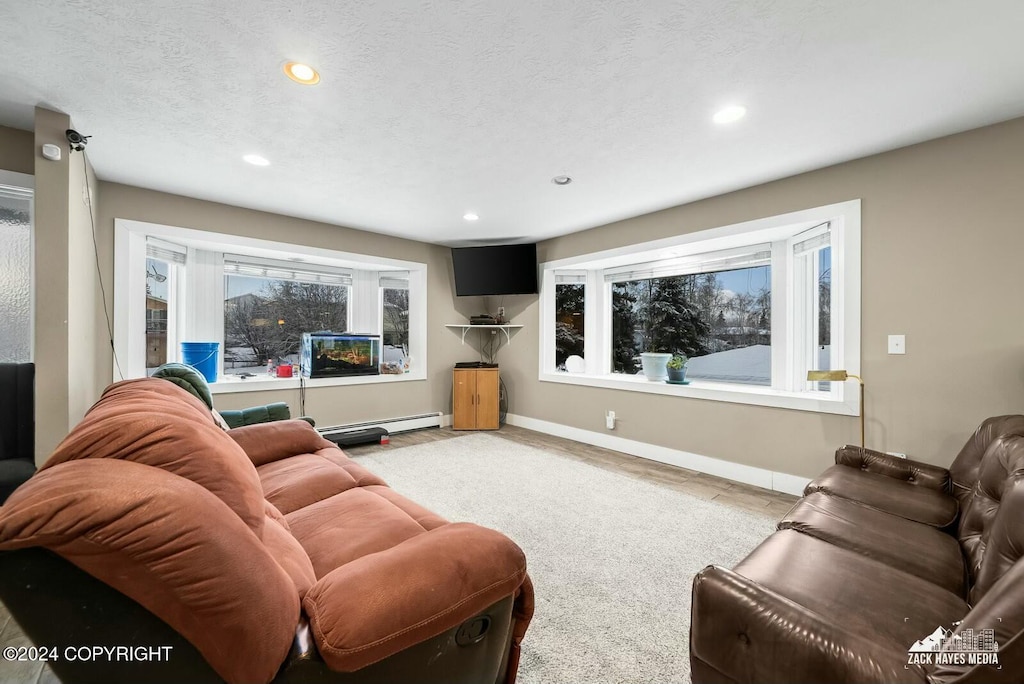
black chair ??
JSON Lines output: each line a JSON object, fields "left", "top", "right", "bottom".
{"left": 0, "top": 363, "right": 36, "bottom": 503}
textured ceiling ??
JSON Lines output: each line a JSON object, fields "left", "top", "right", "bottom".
{"left": 1, "top": 1, "right": 1023, "bottom": 245}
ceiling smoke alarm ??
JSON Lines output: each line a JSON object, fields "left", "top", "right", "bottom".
{"left": 551, "top": 175, "right": 573, "bottom": 186}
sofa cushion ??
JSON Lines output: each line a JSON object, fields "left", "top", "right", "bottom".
{"left": 0, "top": 459, "right": 298, "bottom": 684}
{"left": 806, "top": 464, "right": 958, "bottom": 527}
{"left": 257, "top": 448, "right": 386, "bottom": 515}
{"left": 303, "top": 523, "right": 528, "bottom": 672}
{"left": 957, "top": 435, "right": 1024, "bottom": 590}
{"left": 229, "top": 419, "right": 337, "bottom": 467}
{"left": 263, "top": 512, "right": 317, "bottom": 599}
{"left": 734, "top": 530, "right": 968, "bottom": 651}
{"left": 779, "top": 492, "right": 966, "bottom": 596}
{"left": 286, "top": 488, "right": 428, "bottom": 577}
{"left": 42, "top": 378, "right": 266, "bottom": 536}
{"left": 948, "top": 415, "right": 1024, "bottom": 505}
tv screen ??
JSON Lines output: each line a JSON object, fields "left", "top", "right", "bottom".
{"left": 451, "top": 243, "right": 538, "bottom": 296}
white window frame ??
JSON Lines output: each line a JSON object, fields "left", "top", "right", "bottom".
{"left": 114, "top": 219, "right": 428, "bottom": 394}
{"left": 538, "top": 199, "right": 861, "bottom": 416}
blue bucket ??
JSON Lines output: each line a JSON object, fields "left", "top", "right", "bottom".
{"left": 180, "top": 342, "right": 220, "bottom": 384}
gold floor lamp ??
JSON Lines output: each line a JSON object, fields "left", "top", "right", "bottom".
{"left": 807, "top": 370, "right": 865, "bottom": 452}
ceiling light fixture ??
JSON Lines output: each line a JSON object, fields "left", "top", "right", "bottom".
{"left": 243, "top": 154, "right": 270, "bottom": 166}
{"left": 283, "top": 61, "right": 321, "bottom": 85}
{"left": 551, "top": 175, "right": 573, "bottom": 186}
{"left": 713, "top": 105, "right": 747, "bottom": 125}
{"left": 463, "top": 213, "right": 479, "bottom": 221}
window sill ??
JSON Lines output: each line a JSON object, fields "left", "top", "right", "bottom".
{"left": 538, "top": 371, "right": 858, "bottom": 416}
{"left": 209, "top": 370, "right": 426, "bottom": 395}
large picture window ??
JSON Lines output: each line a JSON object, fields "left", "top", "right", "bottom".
{"left": 115, "top": 220, "right": 428, "bottom": 391}
{"left": 538, "top": 200, "right": 860, "bottom": 415}
{"left": 610, "top": 264, "right": 771, "bottom": 385}
{"left": 223, "top": 272, "right": 350, "bottom": 375}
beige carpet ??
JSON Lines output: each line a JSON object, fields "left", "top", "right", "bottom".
{"left": 353, "top": 432, "right": 778, "bottom": 684}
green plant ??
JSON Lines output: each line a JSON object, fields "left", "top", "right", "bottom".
{"left": 667, "top": 354, "right": 688, "bottom": 370}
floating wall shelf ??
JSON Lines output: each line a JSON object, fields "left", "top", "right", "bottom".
{"left": 444, "top": 324, "right": 524, "bottom": 345}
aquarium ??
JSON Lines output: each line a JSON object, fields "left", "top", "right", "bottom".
{"left": 300, "top": 333, "right": 380, "bottom": 378}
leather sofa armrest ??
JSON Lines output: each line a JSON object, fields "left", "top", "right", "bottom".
{"left": 228, "top": 420, "right": 336, "bottom": 466}
{"left": 303, "top": 523, "right": 528, "bottom": 673}
{"left": 691, "top": 565, "right": 927, "bottom": 684}
{"left": 835, "top": 445, "right": 951, "bottom": 491}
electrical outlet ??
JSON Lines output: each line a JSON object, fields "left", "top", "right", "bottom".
{"left": 605, "top": 410, "right": 616, "bottom": 430}
{"left": 888, "top": 334, "right": 906, "bottom": 355}
{"left": 886, "top": 451, "right": 907, "bottom": 459}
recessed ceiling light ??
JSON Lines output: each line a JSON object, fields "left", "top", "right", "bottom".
{"left": 283, "top": 62, "right": 321, "bottom": 85}
{"left": 551, "top": 175, "right": 573, "bottom": 186}
{"left": 463, "top": 213, "right": 479, "bottom": 221}
{"left": 713, "top": 105, "right": 747, "bottom": 125}
{"left": 243, "top": 154, "right": 270, "bottom": 166}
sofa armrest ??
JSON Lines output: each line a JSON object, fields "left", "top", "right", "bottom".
{"left": 228, "top": 420, "right": 336, "bottom": 466}
{"left": 303, "top": 523, "right": 528, "bottom": 673}
{"left": 691, "top": 565, "right": 927, "bottom": 684}
{"left": 835, "top": 445, "right": 950, "bottom": 491}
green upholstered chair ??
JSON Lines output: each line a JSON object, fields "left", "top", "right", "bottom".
{"left": 151, "top": 363, "right": 314, "bottom": 429}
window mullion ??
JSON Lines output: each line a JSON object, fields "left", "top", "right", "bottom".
{"left": 582, "top": 271, "right": 601, "bottom": 374}
{"left": 770, "top": 241, "right": 790, "bottom": 391}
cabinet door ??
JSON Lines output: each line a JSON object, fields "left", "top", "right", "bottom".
{"left": 475, "top": 369, "right": 500, "bottom": 430}
{"left": 452, "top": 370, "right": 477, "bottom": 430}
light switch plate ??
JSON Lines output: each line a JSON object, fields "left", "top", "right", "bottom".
{"left": 888, "top": 334, "right": 906, "bottom": 355}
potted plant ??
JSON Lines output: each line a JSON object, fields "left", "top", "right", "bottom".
{"left": 666, "top": 355, "right": 689, "bottom": 383}
{"left": 640, "top": 352, "right": 672, "bottom": 382}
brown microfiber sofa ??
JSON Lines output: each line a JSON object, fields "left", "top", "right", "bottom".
{"left": 0, "top": 378, "right": 533, "bottom": 684}
{"left": 690, "top": 415, "right": 1024, "bottom": 684}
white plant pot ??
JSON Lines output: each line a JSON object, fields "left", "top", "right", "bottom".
{"left": 640, "top": 352, "right": 672, "bottom": 382}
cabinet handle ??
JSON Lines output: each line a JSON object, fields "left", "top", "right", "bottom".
{"left": 471, "top": 394, "right": 475, "bottom": 405}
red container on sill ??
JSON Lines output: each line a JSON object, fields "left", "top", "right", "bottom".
{"left": 276, "top": 364, "right": 293, "bottom": 378}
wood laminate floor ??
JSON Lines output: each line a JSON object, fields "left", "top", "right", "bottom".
{"left": 346, "top": 424, "right": 799, "bottom": 518}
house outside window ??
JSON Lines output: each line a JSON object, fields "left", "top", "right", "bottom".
{"left": 538, "top": 200, "right": 860, "bottom": 416}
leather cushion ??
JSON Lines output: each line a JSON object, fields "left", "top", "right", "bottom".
{"left": 779, "top": 492, "right": 966, "bottom": 596}
{"left": 948, "top": 415, "right": 1024, "bottom": 505}
{"left": 0, "top": 459, "right": 298, "bottom": 684}
{"left": 257, "top": 448, "right": 386, "bottom": 515}
{"left": 735, "top": 530, "right": 968, "bottom": 650}
{"left": 806, "top": 464, "right": 959, "bottom": 527}
{"left": 42, "top": 379, "right": 266, "bottom": 536}
{"left": 957, "top": 435, "right": 1024, "bottom": 589}
{"left": 303, "top": 523, "right": 527, "bottom": 672}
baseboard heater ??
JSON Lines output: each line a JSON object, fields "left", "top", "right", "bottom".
{"left": 318, "top": 412, "right": 443, "bottom": 437}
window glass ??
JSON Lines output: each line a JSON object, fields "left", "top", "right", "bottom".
{"left": 0, "top": 187, "right": 32, "bottom": 362}
{"left": 555, "top": 283, "right": 585, "bottom": 370}
{"left": 816, "top": 246, "right": 832, "bottom": 389}
{"left": 611, "top": 266, "right": 771, "bottom": 385}
{"left": 381, "top": 287, "right": 409, "bottom": 373}
{"left": 145, "top": 258, "right": 170, "bottom": 374}
{"left": 224, "top": 275, "right": 349, "bottom": 376}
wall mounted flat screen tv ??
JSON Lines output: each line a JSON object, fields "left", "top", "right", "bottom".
{"left": 451, "top": 243, "right": 538, "bottom": 296}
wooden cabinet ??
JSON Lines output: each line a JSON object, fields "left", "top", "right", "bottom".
{"left": 452, "top": 367, "right": 500, "bottom": 430}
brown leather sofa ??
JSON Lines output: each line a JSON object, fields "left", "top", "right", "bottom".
{"left": 0, "top": 378, "right": 533, "bottom": 684}
{"left": 691, "top": 415, "right": 1024, "bottom": 684}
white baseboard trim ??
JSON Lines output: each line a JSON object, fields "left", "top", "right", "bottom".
{"left": 319, "top": 412, "right": 443, "bottom": 435}
{"left": 505, "top": 413, "right": 810, "bottom": 497}
{"left": 440, "top": 413, "right": 452, "bottom": 428}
